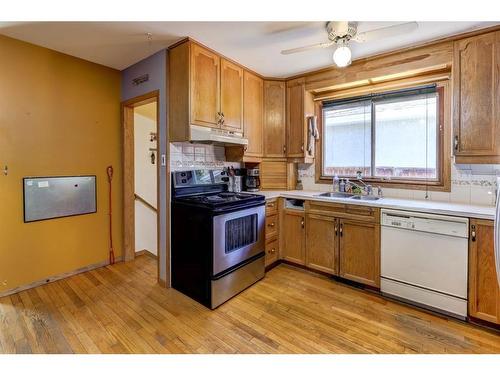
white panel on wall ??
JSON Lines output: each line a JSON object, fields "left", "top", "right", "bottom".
{"left": 135, "top": 201, "right": 157, "bottom": 256}
{"left": 134, "top": 110, "right": 157, "bottom": 207}
{"left": 134, "top": 105, "right": 157, "bottom": 255}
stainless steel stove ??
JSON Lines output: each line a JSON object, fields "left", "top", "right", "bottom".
{"left": 171, "top": 169, "right": 266, "bottom": 309}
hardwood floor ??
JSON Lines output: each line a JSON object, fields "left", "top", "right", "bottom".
{"left": 0, "top": 255, "right": 499, "bottom": 354}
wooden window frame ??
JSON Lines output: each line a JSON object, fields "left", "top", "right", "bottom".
{"left": 315, "top": 80, "right": 451, "bottom": 192}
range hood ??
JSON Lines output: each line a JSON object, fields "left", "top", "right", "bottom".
{"left": 190, "top": 125, "right": 248, "bottom": 146}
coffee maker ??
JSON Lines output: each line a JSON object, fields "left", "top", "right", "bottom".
{"left": 245, "top": 168, "right": 260, "bottom": 192}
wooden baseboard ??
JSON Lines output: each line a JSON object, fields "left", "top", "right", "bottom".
{"left": 135, "top": 249, "right": 158, "bottom": 259}
{"left": 0, "top": 256, "right": 123, "bottom": 299}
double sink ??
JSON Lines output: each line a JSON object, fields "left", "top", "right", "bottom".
{"left": 316, "top": 192, "right": 381, "bottom": 201}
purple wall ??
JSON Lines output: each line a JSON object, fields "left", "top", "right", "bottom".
{"left": 121, "top": 49, "right": 168, "bottom": 282}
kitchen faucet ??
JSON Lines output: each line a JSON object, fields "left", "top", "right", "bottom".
{"left": 348, "top": 171, "right": 384, "bottom": 197}
{"left": 353, "top": 171, "right": 373, "bottom": 196}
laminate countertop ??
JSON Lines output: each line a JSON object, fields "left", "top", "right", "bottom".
{"left": 256, "top": 190, "right": 496, "bottom": 220}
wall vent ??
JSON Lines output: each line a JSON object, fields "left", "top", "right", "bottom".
{"left": 132, "top": 74, "right": 149, "bottom": 86}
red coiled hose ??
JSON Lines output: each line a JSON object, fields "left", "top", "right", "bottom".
{"left": 107, "top": 166, "right": 115, "bottom": 265}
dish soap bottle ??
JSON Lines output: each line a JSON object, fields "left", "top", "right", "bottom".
{"left": 345, "top": 178, "right": 352, "bottom": 193}
{"left": 339, "top": 178, "right": 346, "bottom": 193}
{"left": 333, "top": 175, "right": 340, "bottom": 192}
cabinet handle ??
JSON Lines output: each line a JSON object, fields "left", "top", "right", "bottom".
{"left": 268, "top": 222, "right": 275, "bottom": 227}
{"left": 301, "top": 144, "right": 304, "bottom": 152}
{"left": 454, "top": 136, "right": 459, "bottom": 151}
{"left": 339, "top": 223, "right": 343, "bottom": 237}
{"left": 267, "top": 202, "right": 275, "bottom": 208}
{"left": 334, "top": 223, "right": 338, "bottom": 236}
{"left": 471, "top": 225, "right": 476, "bottom": 242}
{"left": 244, "top": 146, "right": 248, "bottom": 152}
{"left": 283, "top": 145, "right": 286, "bottom": 154}
{"left": 271, "top": 248, "right": 276, "bottom": 254}
{"left": 301, "top": 219, "right": 304, "bottom": 228}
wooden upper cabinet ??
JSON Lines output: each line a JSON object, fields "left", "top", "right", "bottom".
{"left": 281, "top": 209, "right": 305, "bottom": 265}
{"left": 264, "top": 80, "right": 286, "bottom": 157}
{"left": 339, "top": 219, "right": 380, "bottom": 288}
{"left": 243, "top": 71, "right": 264, "bottom": 157}
{"left": 305, "top": 213, "right": 338, "bottom": 275}
{"left": 220, "top": 59, "right": 243, "bottom": 132}
{"left": 286, "top": 78, "right": 315, "bottom": 162}
{"left": 287, "top": 79, "right": 305, "bottom": 157}
{"left": 190, "top": 44, "right": 220, "bottom": 128}
{"left": 469, "top": 219, "right": 500, "bottom": 324}
{"left": 453, "top": 31, "right": 500, "bottom": 162}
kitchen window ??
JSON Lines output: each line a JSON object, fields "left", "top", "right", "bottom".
{"left": 320, "top": 84, "right": 448, "bottom": 190}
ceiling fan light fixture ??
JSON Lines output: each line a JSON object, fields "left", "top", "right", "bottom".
{"left": 333, "top": 44, "right": 351, "bottom": 68}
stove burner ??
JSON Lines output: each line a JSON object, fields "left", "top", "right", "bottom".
{"left": 176, "top": 191, "right": 262, "bottom": 208}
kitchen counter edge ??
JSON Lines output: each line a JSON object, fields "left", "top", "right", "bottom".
{"left": 257, "top": 190, "right": 495, "bottom": 221}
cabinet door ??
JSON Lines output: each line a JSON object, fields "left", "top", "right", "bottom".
{"left": 453, "top": 31, "right": 500, "bottom": 157}
{"left": 305, "top": 213, "right": 338, "bottom": 275}
{"left": 469, "top": 219, "right": 500, "bottom": 323}
{"left": 243, "top": 71, "right": 264, "bottom": 157}
{"left": 286, "top": 80, "right": 305, "bottom": 157}
{"left": 220, "top": 59, "right": 243, "bottom": 132}
{"left": 264, "top": 80, "right": 286, "bottom": 157}
{"left": 190, "top": 44, "right": 220, "bottom": 128}
{"left": 282, "top": 210, "right": 305, "bottom": 265}
{"left": 265, "top": 238, "right": 279, "bottom": 267}
{"left": 339, "top": 219, "right": 380, "bottom": 287}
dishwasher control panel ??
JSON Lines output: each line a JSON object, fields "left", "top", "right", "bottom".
{"left": 381, "top": 209, "right": 469, "bottom": 238}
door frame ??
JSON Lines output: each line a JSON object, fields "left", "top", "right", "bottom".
{"left": 121, "top": 90, "right": 160, "bottom": 272}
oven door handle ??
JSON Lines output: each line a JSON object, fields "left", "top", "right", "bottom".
{"left": 212, "top": 252, "right": 265, "bottom": 280}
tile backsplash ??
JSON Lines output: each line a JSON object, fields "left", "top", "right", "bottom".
{"left": 170, "top": 142, "right": 241, "bottom": 171}
{"left": 298, "top": 162, "right": 499, "bottom": 206}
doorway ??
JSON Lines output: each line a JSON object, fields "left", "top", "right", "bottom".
{"left": 122, "top": 91, "right": 160, "bottom": 273}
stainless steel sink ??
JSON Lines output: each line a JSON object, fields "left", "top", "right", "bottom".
{"left": 317, "top": 192, "right": 354, "bottom": 198}
{"left": 350, "top": 195, "right": 380, "bottom": 201}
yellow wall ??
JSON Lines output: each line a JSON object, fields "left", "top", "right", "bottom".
{"left": 0, "top": 35, "right": 122, "bottom": 293}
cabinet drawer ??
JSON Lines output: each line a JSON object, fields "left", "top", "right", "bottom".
{"left": 265, "top": 214, "right": 278, "bottom": 238}
{"left": 265, "top": 238, "right": 279, "bottom": 266}
{"left": 306, "top": 200, "right": 379, "bottom": 223}
{"left": 265, "top": 199, "right": 278, "bottom": 216}
{"left": 345, "top": 205, "right": 379, "bottom": 223}
{"left": 306, "top": 200, "right": 345, "bottom": 216}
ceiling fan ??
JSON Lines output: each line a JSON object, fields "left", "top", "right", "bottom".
{"left": 281, "top": 21, "right": 418, "bottom": 68}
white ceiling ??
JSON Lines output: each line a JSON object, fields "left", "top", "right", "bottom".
{"left": 0, "top": 21, "right": 497, "bottom": 77}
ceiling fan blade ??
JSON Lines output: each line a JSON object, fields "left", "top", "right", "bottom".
{"left": 281, "top": 41, "right": 335, "bottom": 55}
{"left": 265, "top": 22, "right": 319, "bottom": 35}
{"left": 352, "top": 22, "right": 418, "bottom": 43}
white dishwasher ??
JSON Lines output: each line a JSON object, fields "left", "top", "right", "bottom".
{"left": 380, "top": 209, "right": 469, "bottom": 319}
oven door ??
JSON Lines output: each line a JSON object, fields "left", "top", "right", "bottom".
{"left": 212, "top": 204, "right": 265, "bottom": 276}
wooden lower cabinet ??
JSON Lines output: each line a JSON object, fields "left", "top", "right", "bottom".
{"left": 305, "top": 213, "right": 338, "bottom": 275}
{"left": 265, "top": 238, "right": 279, "bottom": 267}
{"left": 282, "top": 209, "right": 305, "bottom": 265}
{"left": 339, "top": 219, "right": 380, "bottom": 288}
{"left": 468, "top": 219, "right": 500, "bottom": 324}
{"left": 280, "top": 202, "right": 380, "bottom": 288}
{"left": 264, "top": 199, "right": 279, "bottom": 267}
